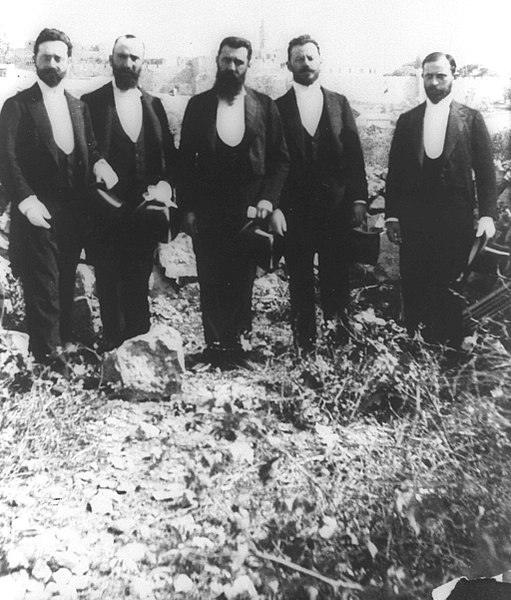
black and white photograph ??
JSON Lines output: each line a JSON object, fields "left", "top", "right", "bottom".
{"left": 0, "top": 1, "right": 511, "bottom": 598}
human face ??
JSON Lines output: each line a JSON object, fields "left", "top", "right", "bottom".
{"left": 215, "top": 45, "right": 249, "bottom": 101}
{"left": 111, "top": 37, "right": 145, "bottom": 90}
{"left": 35, "top": 40, "right": 70, "bottom": 87}
{"left": 288, "top": 42, "right": 321, "bottom": 86}
{"left": 422, "top": 57, "right": 454, "bottom": 104}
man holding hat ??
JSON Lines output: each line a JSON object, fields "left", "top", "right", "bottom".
{"left": 82, "top": 34, "right": 179, "bottom": 350}
{"left": 386, "top": 52, "right": 497, "bottom": 348}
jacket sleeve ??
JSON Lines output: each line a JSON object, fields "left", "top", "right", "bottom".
{"left": 177, "top": 96, "right": 201, "bottom": 213}
{"left": 153, "top": 97, "right": 180, "bottom": 187}
{"left": 341, "top": 97, "right": 368, "bottom": 203}
{"left": 260, "top": 97, "right": 289, "bottom": 207}
{"left": 0, "top": 97, "right": 35, "bottom": 205}
{"left": 385, "top": 114, "right": 406, "bottom": 220}
{"left": 471, "top": 110, "right": 497, "bottom": 219}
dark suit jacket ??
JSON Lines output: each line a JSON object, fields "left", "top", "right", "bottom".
{"left": 82, "top": 82, "right": 177, "bottom": 187}
{"left": 385, "top": 100, "right": 497, "bottom": 231}
{"left": 178, "top": 87, "right": 289, "bottom": 214}
{"left": 276, "top": 87, "right": 367, "bottom": 221}
{"left": 0, "top": 82, "right": 100, "bottom": 272}
{"left": 82, "top": 82, "right": 179, "bottom": 241}
{"left": 0, "top": 82, "right": 99, "bottom": 207}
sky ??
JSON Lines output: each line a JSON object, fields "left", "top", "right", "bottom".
{"left": 3, "top": 0, "right": 511, "bottom": 73}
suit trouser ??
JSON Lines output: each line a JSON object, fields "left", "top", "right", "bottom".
{"left": 285, "top": 200, "right": 350, "bottom": 350}
{"left": 17, "top": 199, "right": 85, "bottom": 361}
{"left": 193, "top": 227, "right": 257, "bottom": 349}
{"left": 94, "top": 240, "right": 155, "bottom": 347}
{"left": 400, "top": 212, "right": 472, "bottom": 348}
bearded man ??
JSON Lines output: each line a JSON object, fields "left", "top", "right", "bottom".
{"left": 0, "top": 28, "right": 117, "bottom": 363}
{"left": 386, "top": 52, "right": 497, "bottom": 348}
{"left": 82, "top": 34, "right": 179, "bottom": 350}
{"left": 179, "top": 36, "right": 289, "bottom": 367}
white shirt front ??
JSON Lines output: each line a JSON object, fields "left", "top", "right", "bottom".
{"left": 216, "top": 88, "right": 246, "bottom": 147}
{"left": 292, "top": 79, "right": 323, "bottom": 137}
{"left": 37, "top": 78, "right": 74, "bottom": 155}
{"left": 113, "top": 82, "right": 143, "bottom": 143}
{"left": 423, "top": 93, "right": 453, "bottom": 159}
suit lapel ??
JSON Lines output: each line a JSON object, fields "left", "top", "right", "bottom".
{"left": 66, "top": 92, "right": 86, "bottom": 165}
{"left": 323, "top": 88, "right": 341, "bottom": 138}
{"left": 203, "top": 90, "right": 218, "bottom": 151}
{"left": 282, "top": 88, "right": 306, "bottom": 159}
{"left": 141, "top": 89, "right": 162, "bottom": 145}
{"left": 244, "top": 88, "right": 263, "bottom": 144}
{"left": 443, "top": 101, "right": 463, "bottom": 162}
{"left": 411, "top": 102, "right": 426, "bottom": 165}
{"left": 26, "top": 83, "right": 59, "bottom": 165}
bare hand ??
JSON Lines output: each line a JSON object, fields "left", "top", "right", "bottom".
{"left": 269, "top": 208, "right": 287, "bottom": 236}
{"left": 352, "top": 203, "right": 367, "bottom": 227}
{"left": 386, "top": 221, "right": 402, "bottom": 245}
{"left": 256, "top": 199, "right": 273, "bottom": 220}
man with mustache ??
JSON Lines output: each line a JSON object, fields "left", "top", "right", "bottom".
{"left": 272, "top": 35, "right": 368, "bottom": 353}
{"left": 0, "top": 28, "right": 117, "bottom": 364}
{"left": 179, "top": 36, "right": 289, "bottom": 368}
{"left": 82, "top": 35, "right": 179, "bottom": 350}
{"left": 386, "top": 52, "right": 497, "bottom": 349}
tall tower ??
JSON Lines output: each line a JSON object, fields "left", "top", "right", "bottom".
{"left": 259, "top": 19, "right": 266, "bottom": 57}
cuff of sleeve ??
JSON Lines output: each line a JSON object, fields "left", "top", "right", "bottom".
{"left": 18, "top": 195, "right": 39, "bottom": 216}
{"left": 385, "top": 217, "right": 399, "bottom": 223}
{"left": 257, "top": 199, "right": 273, "bottom": 212}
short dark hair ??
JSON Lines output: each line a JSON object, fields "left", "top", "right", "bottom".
{"left": 34, "top": 28, "right": 72, "bottom": 58}
{"left": 217, "top": 36, "right": 252, "bottom": 62}
{"left": 111, "top": 34, "right": 145, "bottom": 57}
{"left": 287, "top": 35, "right": 320, "bottom": 62}
{"left": 422, "top": 52, "right": 457, "bottom": 75}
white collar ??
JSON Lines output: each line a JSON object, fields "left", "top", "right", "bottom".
{"left": 37, "top": 78, "right": 66, "bottom": 97}
{"left": 292, "top": 79, "right": 322, "bottom": 96}
{"left": 112, "top": 81, "right": 142, "bottom": 98}
{"left": 425, "top": 92, "right": 453, "bottom": 111}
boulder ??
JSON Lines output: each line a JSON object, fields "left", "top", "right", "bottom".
{"left": 103, "top": 324, "right": 184, "bottom": 399}
{"left": 74, "top": 265, "right": 95, "bottom": 297}
{"left": 70, "top": 297, "right": 97, "bottom": 346}
{"left": 157, "top": 234, "right": 197, "bottom": 280}
{"left": 0, "top": 329, "right": 29, "bottom": 356}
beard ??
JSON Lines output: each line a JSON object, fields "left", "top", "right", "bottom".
{"left": 37, "top": 67, "right": 66, "bottom": 88}
{"left": 214, "top": 70, "right": 245, "bottom": 103}
{"left": 425, "top": 83, "right": 452, "bottom": 104}
{"left": 113, "top": 67, "right": 140, "bottom": 90}
{"left": 293, "top": 67, "right": 320, "bottom": 86}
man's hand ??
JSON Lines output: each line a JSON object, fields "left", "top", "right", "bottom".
{"left": 352, "top": 202, "right": 367, "bottom": 227}
{"left": 18, "top": 196, "right": 51, "bottom": 229}
{"left": 256, "top": 199, "right": 273, "bottom": 220}
{"left": 94, "top": 159, "right": 119, "bottom": 190}
{"left": 183, "top": 211, "right": 197, "bottom": 237}
{"left": 269, "top": 208, "right": 287, "bottom": 236}
{"left": 476, "top": 216, "right": 496, "bottom": 239}
{"left": 386, "top": 220, "right": 402, "bottom": 245}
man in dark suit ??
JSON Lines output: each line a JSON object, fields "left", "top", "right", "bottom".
{"left": 271, "top": 35, "right": 368, "bottom": 353}
{"left": 0, "top": 28, "right": 117, "bottom": 363}
{"left": 386, "top": 52, "right": 497, "bottom": 348}
{"left": 179, "top": 36, "right": 289, "bottom": 367}
{"left": 82, "top": 34, "right": 179, "bottom": 350}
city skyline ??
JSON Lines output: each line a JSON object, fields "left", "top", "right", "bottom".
{"left": 3, "top": 0, "right": 511, "bottom": 73}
